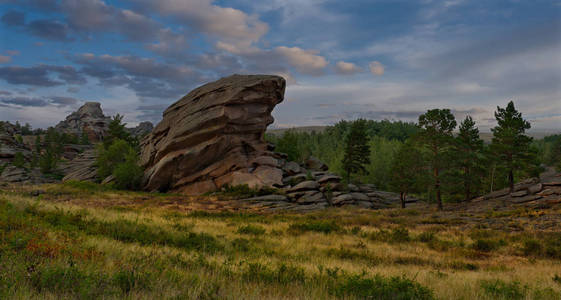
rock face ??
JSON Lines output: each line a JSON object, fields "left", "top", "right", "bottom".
{"left": 55, "top": 102, "right": 111, "bottom": 142}
{"left": 60, "top": 149, "right": 98, "bottom": 182}
{"left": 127, "top": 121, "right": 154, "bottom": 138}
{"left": 140, "top": 74, "right": 286, "bottom": 194}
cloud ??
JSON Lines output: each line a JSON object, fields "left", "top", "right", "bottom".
{"left": 0, "top": 96, "right": 49, "bottom": 107}
{"left": 1, "top": 11, "right": 25, "bottom": 26}
{"left": 137, "top": 0, "right": 268, "bottom": 53}
{"left": 0, "top": 65, "right": 86, "bottom": 86}
{"left": 1, "top": 11, "right": 71, "bottom": 41}
{"left": 369, "top": 61, "right": 384, "bottom": 76}
{"left": 0, "top": 55, "right": 11, "bottom": 63}
{"left": 27, "top": 19, "right": 72, "bottom": 41}
{"left": 275, "top": 46, "right": 328, "bottom": 75}
{"left": 72, "top": 53, "right": 205, "bottom": 100}
{"left": 335, "top": 61, "right": 362, "bottom": 75}
{"left": 49, "top": 96, "right": 79, "bottom": 106}
{"left": 0, "top": 91, "right": 12, "bottom": 95}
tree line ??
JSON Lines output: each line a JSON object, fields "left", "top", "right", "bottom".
{"left": 268, "top": 101, "right": 554, "bottom": 210}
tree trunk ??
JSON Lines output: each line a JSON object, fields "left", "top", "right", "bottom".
{"left": 400, "top": 192, "right": 406, "bottom": 208}
{"left": 464, "top": 167, "right": 470, "bottom": 202}
{"left": 508, "top": 169, "right": 514, "bottom": 193}
{"left": 435, "top": 167, "right": 442, "bottom": 210}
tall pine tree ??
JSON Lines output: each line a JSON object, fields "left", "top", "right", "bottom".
{"left": 490, "top": 101, "right": 533, "bottom": 193}
{"left": 417, "top": 109, "right": 456, "bottom": 210}
{"left": 454, "top": 116, "right": 485, "bottom": 201}
{"left": 390, "top": 140, "right": 423, "bottom": 208}
{"left": 342, "top": 119, "right": 371, "bottom": 183}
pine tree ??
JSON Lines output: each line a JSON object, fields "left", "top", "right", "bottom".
{"left": 490, "top": 101, "right": 533, "bottom": 193}
{"left": 104, "top": 114, "right": 133, "bottom": 149}
{"left": 417, "top": 109, "right": 457, "bottom": 210}
{"left": 342, "top": 119, "right": 371, "bottom": 183}
{"left": 454, "top": 116, "right": 485, "bottom": 201}
{"left": 390, "top": 140, "right": 423, "bottom": 208}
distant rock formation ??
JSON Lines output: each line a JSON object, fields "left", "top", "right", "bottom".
{"left": 127, "top": 121, "right": 153, "bottom": 138}
{"left": 140, "top": 74, "right": 286, "bottom": 194}
{"left": 55, "top": 102, "right": 111, "bottom": 142}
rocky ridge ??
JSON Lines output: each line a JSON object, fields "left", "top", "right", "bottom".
{"left": 55, "top": 102, "right": 111, "bottom": 142}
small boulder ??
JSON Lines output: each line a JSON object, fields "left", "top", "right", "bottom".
{"left": 527, "top": 183, "right": 543, "bottom": 194}
{"left": 305, "top": 156, "right": 328, "bottom": 171}
{"left": 510, "top": 190, "right": 528, "bottom": 197}
{"left": 283, "top": 161, "right": 301, "bottom": 175}
{"left": 287, "top": 180, "right": 320, "bottom": 192}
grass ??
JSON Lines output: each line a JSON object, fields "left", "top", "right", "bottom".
{"left": 1, "top": 182, "right": 561, "bottom": 299}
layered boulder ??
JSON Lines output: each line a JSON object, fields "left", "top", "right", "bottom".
{"left": 55, "top": 102, "right": 111, "bottom": 142}
{"left": 140, "top": 74, "right": 286, "bottom": 194}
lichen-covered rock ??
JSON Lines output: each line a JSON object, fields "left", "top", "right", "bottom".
{"left": 55, "top": 102, "right": 111, "bottom": 142}
{"left": 127, "top": 121, "right": 154, "bottom": 137}
{"left": 140, "top": 74, "right": 286, "bottom": 194}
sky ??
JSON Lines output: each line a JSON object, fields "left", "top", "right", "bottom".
{"left": 0, "top": 0, "right": 560, "bottom": 132}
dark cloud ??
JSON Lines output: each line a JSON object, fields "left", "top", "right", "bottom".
{"left": 27, "top": 19, "right": 71, "bottom": 41}
{"left": 1, "top": 11, "right": 25, "bottom": 26}
{"left": 1, "top": 11, "right": 71, "bottom": 41}
{"left": 0, "top": 65, "right": 86, "bottom": 87}
{"left": 0, "top": 96, "right": 49, "bottom": 107}
{"left": 66, "top": 86, "right": 79, "bottom": 93}
{"left": 0, "top": 90, "right": 12, "bottom": 95}
{"left": 72, "top": 54, "right": 207, "bottom": 100}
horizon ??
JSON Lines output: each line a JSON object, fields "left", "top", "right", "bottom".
{"left": 0, "top": 0, "right": 560, "bottom": 131}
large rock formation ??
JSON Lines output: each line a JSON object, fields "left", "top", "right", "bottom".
{"left": 55, "top": 102, "right": 111, "bottom": 142}
{"left": 140, "top": 74, "right": 286, "bottom": 194}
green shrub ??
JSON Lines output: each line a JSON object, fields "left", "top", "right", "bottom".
{"left": 333, "top": 274, "right": 435, "bottom": 300}
{"left": 418, "top": 231, "right": 436, "bottom": 243}
{"left": 237, "top": 224, "right": 266, "bottom": 235}
{"left": 112, "top": 151, "right": 143, "bottom": 190}
{"left": 12, "top": 151, "right": 25, "bottom": 168}
{"left": 97, "top": 139, "right": 143, "bottom": 190}
{"left": 522, "top": 238, "right": 543, "bottom": 256}
{"left": 472, "top": 238, "right": 505, "bottom": 252}
{"left": 288, "top": 220, "right": 340, "bottom": 234}
{"left": 370, "top": 227, "right": 410, "bottom": 243}
{"left": 544, "top": 234, "right": 561, "bottom": 259}
{"left": 112, "top": 268, "right": 151, "bottom": 294}
{"left": 480, "top": 279, "right": 527, "bottom": 300}
{"left": 242, "top": 263, "right": 306, "bottom": 285}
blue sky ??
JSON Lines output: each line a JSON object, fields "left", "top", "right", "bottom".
{"left": 0, "top": 0, "right": 560, "bottom": 131}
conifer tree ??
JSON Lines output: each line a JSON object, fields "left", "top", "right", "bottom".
{"left": 417, "top": 109, "right": 456, "bottom": 210}
{"left": 454, "top": 116, "right": 485, "bottom": 201}
{"left": 390, "top": 140, "right": 423, "bottom": 208}
{"left": 342, "top": 119, "right": 371, "bottom": 183}
{"left": 490, "top": 101, "right": 533, "bottom": 193}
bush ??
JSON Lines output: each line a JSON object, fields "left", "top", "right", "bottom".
{"left": 112, "top": 152, "right": 143, "bottom": 190}
{"left": 472, "top": 239, "right": 505, "bottom": 252}
{"left": 333, "top": 274, "right": 435, "bottom": 300}
{"left": 522, "top": 238, "right": 543, "bottom": 256}
{"left": 12, "top": 152, "right": 25, "bottom": 168}
{"left": 97, "top": 139, "right": 143, "bottom": 190}
{"left": 237, "top": 225, "right": 266, "bottom": 235}
{"left": 288, "top": 220, "right": 340, "bottom": 234}
{"left": 370, "top": 227, "right": 411, "bottom": 243}
{"left": 480, "top": 279, "right": 527, "bottom": 300}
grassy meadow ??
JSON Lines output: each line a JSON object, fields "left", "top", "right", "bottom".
{"left": 1, "top": 182, "right": 561, "bottom": 299}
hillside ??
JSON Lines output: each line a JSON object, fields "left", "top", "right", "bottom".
{"left": 1, "top": 181, "right": 561, "bottom": 299}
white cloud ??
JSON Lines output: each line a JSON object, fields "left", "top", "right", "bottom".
{"left": 138, "top": 0, "right": 268, "bottom": 54}
{"left": 334, "top": 61, "right": 362, "bottom": 75}
{"left": 369, "top": 61, "right": 385, "bottom": 76}
{"left": 275, "top": 46, "right": 328, "bottom": 75}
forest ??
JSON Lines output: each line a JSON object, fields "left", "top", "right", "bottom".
{"left": 266, "top": 101, "right": 561, "bottom": 206}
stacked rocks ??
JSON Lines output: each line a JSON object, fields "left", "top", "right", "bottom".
{"left": 474, "top": 171, "right": 561, "bottom": 206}
{"left": 238, "top": 155, "right": 418, "bottom": 211}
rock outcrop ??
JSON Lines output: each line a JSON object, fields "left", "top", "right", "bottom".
{"left": 60, "top": 149, "right": 98, "bottom": 182}
{"left": 473, "top": 169, "right": 561, "bottom": 206}
{"left": 127, "top": 121, "right": 154, "bottom": 138}
{"left": 55, "top": 102, "right": 111, "bottom": 142}
{"left": 140, "top": 74, "right": 286, "bottom": 194}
